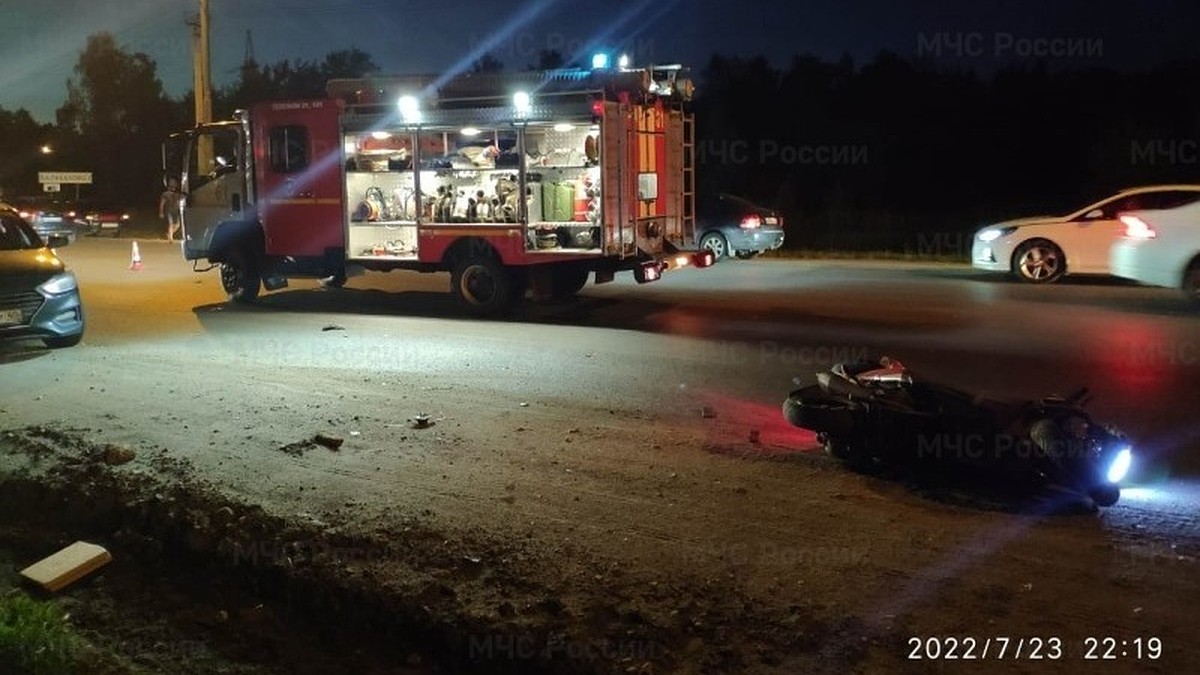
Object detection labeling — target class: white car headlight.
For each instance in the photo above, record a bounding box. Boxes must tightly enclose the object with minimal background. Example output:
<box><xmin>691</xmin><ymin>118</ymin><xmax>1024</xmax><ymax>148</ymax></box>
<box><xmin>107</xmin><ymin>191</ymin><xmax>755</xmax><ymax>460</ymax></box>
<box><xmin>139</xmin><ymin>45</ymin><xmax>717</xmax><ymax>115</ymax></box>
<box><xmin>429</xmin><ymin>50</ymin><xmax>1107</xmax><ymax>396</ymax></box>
<box><xmin>977</xmin><ymin>226</ymin><xmax>1017</xmax><ymax>243</ymax></box>
<box><xmin>38</xmin><ymin>271</ymin><xmax>78</xmax><ymax>295</ymax></box>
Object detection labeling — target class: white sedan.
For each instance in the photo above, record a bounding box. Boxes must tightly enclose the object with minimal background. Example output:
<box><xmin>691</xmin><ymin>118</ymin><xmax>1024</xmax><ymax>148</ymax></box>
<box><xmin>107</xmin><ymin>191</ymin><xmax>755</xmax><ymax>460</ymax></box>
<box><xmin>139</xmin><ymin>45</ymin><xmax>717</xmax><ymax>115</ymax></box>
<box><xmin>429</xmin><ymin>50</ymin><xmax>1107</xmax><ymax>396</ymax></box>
<box><xmin>1110</xmin><ymin>200</ymin><xmax>1200</xmax><ymax>304</ymax></box>
<box><xmin>971</xmin><ymin>185</ymin><xmax>1200</xmax><ymax>283</ymax></box>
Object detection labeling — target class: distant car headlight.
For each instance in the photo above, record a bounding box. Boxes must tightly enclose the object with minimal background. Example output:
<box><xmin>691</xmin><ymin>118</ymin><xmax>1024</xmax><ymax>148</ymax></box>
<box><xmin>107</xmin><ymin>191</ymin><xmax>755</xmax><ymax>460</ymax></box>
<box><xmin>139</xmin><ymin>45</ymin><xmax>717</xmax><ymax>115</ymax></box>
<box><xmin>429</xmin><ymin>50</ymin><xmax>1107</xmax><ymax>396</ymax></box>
<box><xmin>977</xmin><ymin>226</ymin><xmax>1017</xmax><ymax>242</ymax></box>
<box><xmin>38</xmin><ymin>272</ymin><xmax>78</xmax><ymax>295</ymax></box>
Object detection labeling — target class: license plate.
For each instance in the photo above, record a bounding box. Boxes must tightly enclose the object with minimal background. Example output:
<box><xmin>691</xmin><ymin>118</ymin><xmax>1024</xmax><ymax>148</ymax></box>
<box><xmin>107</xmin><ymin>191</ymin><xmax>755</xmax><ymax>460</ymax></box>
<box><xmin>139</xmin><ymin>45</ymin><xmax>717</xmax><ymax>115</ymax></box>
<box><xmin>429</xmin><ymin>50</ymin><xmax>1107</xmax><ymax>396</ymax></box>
<box><xmin>764</xmin><ymin>216</ymin><xmax>779</xmax><ymax>225</ymax></box>
<box><xmin>0</xmin><ymin>308</ymin><xmax>23</xmax><ymax>325</ymax></box>
<box><xmin>100</xmin><ymin>222</ymin><xmax>118</xmax><ymax>228</ymax></box>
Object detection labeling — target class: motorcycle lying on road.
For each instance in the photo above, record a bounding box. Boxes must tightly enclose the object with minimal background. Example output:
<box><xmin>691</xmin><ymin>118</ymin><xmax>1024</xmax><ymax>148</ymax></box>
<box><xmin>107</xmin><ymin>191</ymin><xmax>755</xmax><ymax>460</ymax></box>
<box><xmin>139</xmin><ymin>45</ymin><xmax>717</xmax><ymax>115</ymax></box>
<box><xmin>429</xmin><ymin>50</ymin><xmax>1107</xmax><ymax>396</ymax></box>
<box><xmin>782</xmin><ymin>356</ymin><xmax>1133</xmax><ymax>507</ymax></box>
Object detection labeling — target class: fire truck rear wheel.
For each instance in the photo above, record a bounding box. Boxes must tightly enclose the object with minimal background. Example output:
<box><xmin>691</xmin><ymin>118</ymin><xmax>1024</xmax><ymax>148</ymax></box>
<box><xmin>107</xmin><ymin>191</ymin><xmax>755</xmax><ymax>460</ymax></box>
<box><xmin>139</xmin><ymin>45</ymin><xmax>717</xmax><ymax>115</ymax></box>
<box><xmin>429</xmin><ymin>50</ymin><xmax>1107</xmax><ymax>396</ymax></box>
<box><xmin>551</xmin><ymin>266</ymin><xmax>590</xmax><ymax>300</ymax></box>
<box><xmin>221</xmin><ymin>248</ymin><xmax>261</xmax><ymax>303</ymax></box>
<box><xmin>452</xmin><ymin>256</ymin><xmax>518</xmax><ymax>315</ymax></box>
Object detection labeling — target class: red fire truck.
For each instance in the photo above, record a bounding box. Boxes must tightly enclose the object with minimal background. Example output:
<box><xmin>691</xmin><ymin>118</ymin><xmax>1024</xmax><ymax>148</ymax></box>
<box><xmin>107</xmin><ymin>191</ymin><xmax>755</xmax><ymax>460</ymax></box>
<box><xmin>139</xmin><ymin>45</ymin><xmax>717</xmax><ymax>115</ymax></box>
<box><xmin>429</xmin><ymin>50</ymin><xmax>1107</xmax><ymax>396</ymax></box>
<box><xmin>166</xmin><ymin>62</ymin><xmax>709</xmax><ymax>315</ymax></box>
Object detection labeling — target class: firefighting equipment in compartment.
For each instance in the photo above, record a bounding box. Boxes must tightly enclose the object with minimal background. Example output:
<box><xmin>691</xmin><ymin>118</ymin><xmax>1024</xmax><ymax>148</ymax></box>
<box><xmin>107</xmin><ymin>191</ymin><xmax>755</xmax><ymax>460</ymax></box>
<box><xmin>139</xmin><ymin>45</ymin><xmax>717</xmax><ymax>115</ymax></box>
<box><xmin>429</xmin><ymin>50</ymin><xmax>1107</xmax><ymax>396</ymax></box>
<box><xmin>434</xmin><ymin>185</ymin><xmax>453</xmax><ymax>222</ymax></box>
<box><xmin>524</xmin><ymin>182</ymin><xmax>543</xmax><ymax>223</ymax></box>
<box><xmin>495</xmin><ymin>175</ymin><xmax>520</xmax><ymax>223</ymax></box>
<box><xmin>363</xmin><ymin>238</ymin><xmax>411</xmax><ymax>257</ymax></box>
<box><xmin>584</xmin><ymin>133</ymin><xmax>599</xmax><ymax>165</ymax></box>
<box><xmin>468</xmin><ymin>190</ymin><xmax>485</xmax><ymax>221</ymax></box>
<box><xmin>352</xmin><ymin>186</ymin><xmax>387</xmax><ymax>222</ymax></box>
<box><xmin>536</xmin><ymin>227</ymin><xmax>560</xmax><ymax>249</ymax></box>
<box><xmin>585</xmin><ymin>175</ymin><xmax>601</xmax><ymax>228</ymax></box>
<box><xmin>451</xmin><ymin>189</ymin><xmax>471</xmax><ymax>221</ymax></box>
<box><xmin>541</xmin><ymin>181</ymin><xmax>576</xmax><ymax>222</ymax></box>
<box><xmin>552</xmin><ymin>225</ymin><xmax>600</xmax><ymax>249</ymax></box>
<box><xmin>574</xmin><ymin>177</ymin><xmax>594</xmax><ymax>221</ymax></box>
<box><xmin>389</xmin><ymin>187</ymin><xmax>416</xmax><ymax>221</ymax></box>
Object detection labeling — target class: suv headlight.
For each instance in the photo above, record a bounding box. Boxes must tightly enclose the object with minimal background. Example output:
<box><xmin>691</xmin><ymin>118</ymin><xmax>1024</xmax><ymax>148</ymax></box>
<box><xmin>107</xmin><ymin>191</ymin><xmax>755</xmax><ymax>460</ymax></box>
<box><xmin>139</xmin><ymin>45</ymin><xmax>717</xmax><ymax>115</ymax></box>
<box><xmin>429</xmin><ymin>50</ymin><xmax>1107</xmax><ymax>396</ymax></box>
<box><xmin>38</xmin><ymin>272</ymin><xmax>78</xmax><ymax>295</ymax></box>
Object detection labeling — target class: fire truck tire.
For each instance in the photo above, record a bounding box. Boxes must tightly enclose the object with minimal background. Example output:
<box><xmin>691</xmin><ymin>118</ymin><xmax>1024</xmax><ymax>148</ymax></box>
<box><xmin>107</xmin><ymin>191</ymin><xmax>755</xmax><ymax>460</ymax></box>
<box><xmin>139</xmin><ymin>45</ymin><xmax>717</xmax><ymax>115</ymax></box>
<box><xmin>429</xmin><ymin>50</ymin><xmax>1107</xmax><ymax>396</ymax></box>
<box><xmin>452</xmin><ymin>256</ymin><xmax>519</xmax><ymax>315</ymax></box>
<box><xmin>551</xmin><ymin>266</ymin><xmax>590</xmax><ymax>300</ymax></box>
<box><xmin>221</xmin><ymin>248</ymin><xmax>261</xmax><ymax>303</ymax></box>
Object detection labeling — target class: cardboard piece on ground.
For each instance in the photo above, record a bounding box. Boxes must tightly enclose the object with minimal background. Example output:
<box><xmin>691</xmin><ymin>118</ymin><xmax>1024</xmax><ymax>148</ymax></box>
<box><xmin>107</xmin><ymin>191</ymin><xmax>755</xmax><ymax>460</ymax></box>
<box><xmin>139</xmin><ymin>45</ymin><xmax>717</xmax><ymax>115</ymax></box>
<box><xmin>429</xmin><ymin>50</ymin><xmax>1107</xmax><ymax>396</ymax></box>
<box><xmin>19</xmin><ymin>541</ymin><xmax>112</xmax><ymax>592</ymax></box>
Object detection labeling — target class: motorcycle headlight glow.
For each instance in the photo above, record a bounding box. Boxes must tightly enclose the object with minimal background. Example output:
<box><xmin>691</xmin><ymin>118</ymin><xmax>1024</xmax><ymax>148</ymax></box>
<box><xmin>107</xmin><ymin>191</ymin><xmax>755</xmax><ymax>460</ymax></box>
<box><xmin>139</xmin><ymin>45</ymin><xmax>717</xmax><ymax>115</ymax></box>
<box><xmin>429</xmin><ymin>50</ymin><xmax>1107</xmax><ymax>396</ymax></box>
<box><xmin>37</xmin><ymin>271</ymin><xmax>77</xmax><ymax>295</ymax></box>
<box><xmin>1106</xmin><ymin>446</ymin><xmax>1132</xmax><ymax>484</ymax></box>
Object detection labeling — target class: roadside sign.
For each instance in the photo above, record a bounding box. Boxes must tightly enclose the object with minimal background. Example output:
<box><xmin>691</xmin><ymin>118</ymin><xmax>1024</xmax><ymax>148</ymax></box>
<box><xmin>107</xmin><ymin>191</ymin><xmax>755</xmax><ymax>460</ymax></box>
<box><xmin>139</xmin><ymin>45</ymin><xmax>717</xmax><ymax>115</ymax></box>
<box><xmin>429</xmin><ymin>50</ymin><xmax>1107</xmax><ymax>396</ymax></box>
<box><xmin>38</xmin><ymin>171</ymin><xmax>92</xmax><ymax>184</ymax></box>
<box><xmin>44</xmin><ymin>183</ymin><xmax>61</xmax><ymax>193</ymax></box>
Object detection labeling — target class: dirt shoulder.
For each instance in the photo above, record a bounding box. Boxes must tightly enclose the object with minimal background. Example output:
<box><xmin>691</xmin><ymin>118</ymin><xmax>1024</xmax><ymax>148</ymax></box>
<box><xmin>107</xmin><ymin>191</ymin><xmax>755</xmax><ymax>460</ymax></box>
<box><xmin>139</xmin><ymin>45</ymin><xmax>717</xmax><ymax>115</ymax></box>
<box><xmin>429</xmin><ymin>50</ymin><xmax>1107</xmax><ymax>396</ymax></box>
<box><xmin>2</xmin><ymin>349</ymin><xmax>1198</xmax><ymax>673</ymax></box>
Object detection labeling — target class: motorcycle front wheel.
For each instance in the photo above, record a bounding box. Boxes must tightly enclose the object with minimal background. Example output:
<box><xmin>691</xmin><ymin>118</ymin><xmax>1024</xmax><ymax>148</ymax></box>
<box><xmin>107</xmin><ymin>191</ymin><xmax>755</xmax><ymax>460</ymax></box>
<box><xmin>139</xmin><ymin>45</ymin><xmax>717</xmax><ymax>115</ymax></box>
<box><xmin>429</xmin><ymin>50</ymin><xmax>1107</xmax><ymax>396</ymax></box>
<box><xmin>1087</xmin><ymin>484</ymin><xmax>1121</xmax><ymax>507</ymax></box>
<box><xmin>783</xmin><ymin>387</ymin><xmax>857</xmax><ymax>437</ymax></box>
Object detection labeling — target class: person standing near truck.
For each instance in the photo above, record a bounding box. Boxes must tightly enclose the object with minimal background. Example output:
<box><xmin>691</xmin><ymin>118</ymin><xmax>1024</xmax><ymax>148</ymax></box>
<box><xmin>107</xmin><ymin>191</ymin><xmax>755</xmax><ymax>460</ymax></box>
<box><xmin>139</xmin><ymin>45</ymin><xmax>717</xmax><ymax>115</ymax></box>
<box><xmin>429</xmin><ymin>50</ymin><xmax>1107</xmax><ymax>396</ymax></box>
<box><xmin>159</xmin><ymin>177</ymin><xmax>182</xmax><ymax>241</ymax></box>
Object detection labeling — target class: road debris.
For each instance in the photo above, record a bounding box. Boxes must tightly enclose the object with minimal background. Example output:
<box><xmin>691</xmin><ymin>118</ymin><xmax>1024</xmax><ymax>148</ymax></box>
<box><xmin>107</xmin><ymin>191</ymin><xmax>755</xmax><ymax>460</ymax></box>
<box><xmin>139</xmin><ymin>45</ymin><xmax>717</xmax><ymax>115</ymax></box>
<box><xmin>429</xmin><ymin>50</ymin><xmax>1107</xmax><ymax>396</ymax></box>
<box><xmin>313</xmin><ymin>433</ymin><xmax>344</xmax><ymax>451</ymax></box>
<box><xmin>20</xmin><ymin>541</ymin><xmax>113</xmax><ymax>592</ymax></box>
<box><xmin>102</xmin><ymin>443</ymin><xmax>137</xmax><ymax>465</ymax></box>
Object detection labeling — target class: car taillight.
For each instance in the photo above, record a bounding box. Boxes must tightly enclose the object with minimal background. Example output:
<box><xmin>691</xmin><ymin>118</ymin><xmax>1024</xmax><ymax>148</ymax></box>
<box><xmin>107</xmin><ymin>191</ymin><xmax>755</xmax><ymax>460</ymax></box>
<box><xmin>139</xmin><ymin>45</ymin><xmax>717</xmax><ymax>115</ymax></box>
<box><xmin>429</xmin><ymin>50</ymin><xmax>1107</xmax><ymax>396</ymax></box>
<box><xmin>740</xmin><ymin>215</ymin><xmax>761</xmax><ymax>229</ymax></box>
<box><xmin>1119</xmin><ymin>215</ymin><xmax>1157</xmax><ymax>239</ymax></box>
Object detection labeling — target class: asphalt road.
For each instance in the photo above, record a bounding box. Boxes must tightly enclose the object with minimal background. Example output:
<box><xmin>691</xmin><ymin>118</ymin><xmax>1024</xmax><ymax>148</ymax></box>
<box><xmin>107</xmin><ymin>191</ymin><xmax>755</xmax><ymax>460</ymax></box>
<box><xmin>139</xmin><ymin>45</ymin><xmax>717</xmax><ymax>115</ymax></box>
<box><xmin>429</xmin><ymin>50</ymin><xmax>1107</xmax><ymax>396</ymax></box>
<box><xmin>38</xmin><ymin>236</ymin><xmax>1200</xmax><ymax>477</ymax></box>
<box><xmin>3</xmin><ymin>236</ymin><xmax>1199</xmax><ymax>673</ymax></box>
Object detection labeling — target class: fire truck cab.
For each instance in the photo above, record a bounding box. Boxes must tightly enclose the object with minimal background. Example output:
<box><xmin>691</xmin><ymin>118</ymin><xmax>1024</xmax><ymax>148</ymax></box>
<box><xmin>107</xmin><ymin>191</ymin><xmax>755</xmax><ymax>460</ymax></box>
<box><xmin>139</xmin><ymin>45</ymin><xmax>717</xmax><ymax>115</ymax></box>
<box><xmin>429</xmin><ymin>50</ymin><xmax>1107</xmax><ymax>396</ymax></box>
<box><xmin>169</xmin><ymin>62</ymin><xmax>707</xmax><ymax>315</ymax></box>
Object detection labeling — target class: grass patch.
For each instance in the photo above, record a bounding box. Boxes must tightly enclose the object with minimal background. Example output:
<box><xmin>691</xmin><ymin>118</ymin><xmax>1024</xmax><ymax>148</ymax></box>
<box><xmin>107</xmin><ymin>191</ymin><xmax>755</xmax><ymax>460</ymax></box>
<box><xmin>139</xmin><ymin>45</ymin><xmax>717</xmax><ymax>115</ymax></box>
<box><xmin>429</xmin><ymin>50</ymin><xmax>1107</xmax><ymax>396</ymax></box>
<box><xmin>0</xmin><ymin>592</ymin><xmax>81</xmax><ymax>675</ymax></box>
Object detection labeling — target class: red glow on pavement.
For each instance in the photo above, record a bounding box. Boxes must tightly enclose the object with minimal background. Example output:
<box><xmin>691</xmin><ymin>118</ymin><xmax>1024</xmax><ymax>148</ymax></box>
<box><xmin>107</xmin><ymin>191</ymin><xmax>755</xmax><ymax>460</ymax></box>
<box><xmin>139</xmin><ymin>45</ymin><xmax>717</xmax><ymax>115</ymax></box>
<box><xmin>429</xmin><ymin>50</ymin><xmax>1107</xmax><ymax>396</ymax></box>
<box><xmin>1091</xmin><ymin>322</ymin><xmax>1173</xmax><ymax>397</ymax></box>
<box><xmin>693</xmin><ymin>390</ymin><xmax>821</xmax><ymax>455</ymax></box>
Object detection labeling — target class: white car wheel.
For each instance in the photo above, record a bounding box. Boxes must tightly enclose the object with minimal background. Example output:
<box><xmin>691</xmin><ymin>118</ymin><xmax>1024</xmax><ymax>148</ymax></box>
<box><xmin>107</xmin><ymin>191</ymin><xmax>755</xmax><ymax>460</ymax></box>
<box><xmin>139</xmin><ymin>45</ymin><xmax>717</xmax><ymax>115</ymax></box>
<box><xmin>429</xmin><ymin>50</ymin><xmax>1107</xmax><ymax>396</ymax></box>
<box><xmin>1012</xmin><ymin>239</ymin><xmax>1065</xmax><ymax>283</ymax></box>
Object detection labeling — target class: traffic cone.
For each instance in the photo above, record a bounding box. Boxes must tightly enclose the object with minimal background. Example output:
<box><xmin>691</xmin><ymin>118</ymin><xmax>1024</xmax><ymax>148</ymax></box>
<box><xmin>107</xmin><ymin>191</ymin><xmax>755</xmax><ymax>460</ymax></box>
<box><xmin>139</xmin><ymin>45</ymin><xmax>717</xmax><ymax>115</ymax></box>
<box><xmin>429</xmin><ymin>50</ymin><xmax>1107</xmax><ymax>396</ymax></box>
<box><xmin>129</xmin><ymin>241</ymin><xmax>142</xmax><ymax>271</ymax></box>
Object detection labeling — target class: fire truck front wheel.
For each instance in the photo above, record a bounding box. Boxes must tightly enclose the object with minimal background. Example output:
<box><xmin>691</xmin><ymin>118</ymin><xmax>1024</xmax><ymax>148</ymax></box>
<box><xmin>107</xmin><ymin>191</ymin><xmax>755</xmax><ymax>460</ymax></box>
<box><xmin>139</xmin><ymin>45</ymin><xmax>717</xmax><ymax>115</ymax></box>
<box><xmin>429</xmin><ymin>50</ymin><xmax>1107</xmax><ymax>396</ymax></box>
<box><xmin>452</xmin><ymin>256</ymin><xmax>521</xmax><ymax>315</ymax></box>
<box><xmin>220</xmin><ymin>248</ymin><xmax>261</xmax><ymax>303</ymax></box>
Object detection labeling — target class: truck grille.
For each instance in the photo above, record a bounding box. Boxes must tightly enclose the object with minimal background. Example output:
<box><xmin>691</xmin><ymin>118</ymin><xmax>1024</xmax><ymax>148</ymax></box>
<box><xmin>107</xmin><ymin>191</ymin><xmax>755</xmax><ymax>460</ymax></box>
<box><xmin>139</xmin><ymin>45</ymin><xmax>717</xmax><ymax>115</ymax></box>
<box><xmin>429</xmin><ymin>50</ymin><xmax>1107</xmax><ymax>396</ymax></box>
<box><xmin>0</xmin><ymin>291</ymin><xmax>44</xmax><ymax>323</ymax></box>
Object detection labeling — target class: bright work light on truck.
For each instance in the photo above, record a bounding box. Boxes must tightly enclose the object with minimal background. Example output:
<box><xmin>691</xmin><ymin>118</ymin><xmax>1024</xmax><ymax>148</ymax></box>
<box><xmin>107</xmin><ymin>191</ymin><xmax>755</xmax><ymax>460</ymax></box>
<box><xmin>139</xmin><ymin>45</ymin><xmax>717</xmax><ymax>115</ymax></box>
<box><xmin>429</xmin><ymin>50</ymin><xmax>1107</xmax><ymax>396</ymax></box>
<box><xmin>513</xmin><ymin>91</ymin><xmax>531</xmax><ymax>118</ymax></box>
<box><xmin>592</xmin><ymin>53</ymin><xmax>610</xmax><ymax>69</ymax></box>
<box><xmin>398</xmin><ymin>95</ymin><xmax>421</xmax><ymax>125</ymax></box>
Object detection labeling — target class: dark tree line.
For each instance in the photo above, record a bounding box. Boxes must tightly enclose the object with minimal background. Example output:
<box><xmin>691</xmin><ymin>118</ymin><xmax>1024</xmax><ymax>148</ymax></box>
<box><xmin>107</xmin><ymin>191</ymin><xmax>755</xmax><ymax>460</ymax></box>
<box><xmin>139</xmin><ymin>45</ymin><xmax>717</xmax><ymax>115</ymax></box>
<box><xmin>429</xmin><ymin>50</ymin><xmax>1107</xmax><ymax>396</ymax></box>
<box><xmin>694</xmin><ymin>52</ymin><xmax>1200</xmax><ymax>250</ymax></box>
<box><xmin>0</xmin><ymin>34</ymin><xmax>378</xmax><ymax>210</ymax></box>
<box><xmin>4</xmin><ymin>33</ymin><xmax>1200</xmax><ymax>253</ymax></box>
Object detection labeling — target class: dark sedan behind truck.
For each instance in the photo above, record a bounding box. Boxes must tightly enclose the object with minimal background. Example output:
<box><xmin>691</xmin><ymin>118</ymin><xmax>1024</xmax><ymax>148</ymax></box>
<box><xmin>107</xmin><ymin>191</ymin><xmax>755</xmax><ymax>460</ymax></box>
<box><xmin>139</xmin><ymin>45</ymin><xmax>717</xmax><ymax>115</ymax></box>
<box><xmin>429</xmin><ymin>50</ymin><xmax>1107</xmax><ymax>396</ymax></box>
<box><xmin>0</xmin><ymin>206</ymin><xmax>85</xmax><ymax>348</ymax></box>
<box><xmin>80</xmin><ymin>204</ymin><xmax>131</xmax><ymax>237</ymax></box>
<box><xmin>695</xmin><ymin>193</ymin><xmax>785</xmax><ymax>261</ymax></box>
<box><xmin>14</xmin><ymin>198</ymin><xmax>83</xmax><ymax>243</ymax></box>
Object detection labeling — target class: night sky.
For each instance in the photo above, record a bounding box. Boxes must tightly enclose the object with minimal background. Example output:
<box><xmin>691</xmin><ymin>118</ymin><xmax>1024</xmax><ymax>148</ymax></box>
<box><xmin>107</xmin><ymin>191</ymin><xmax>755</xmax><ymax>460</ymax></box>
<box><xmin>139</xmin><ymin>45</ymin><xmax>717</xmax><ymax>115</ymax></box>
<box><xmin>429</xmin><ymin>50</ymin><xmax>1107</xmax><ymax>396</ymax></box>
<box><xmin>2</xmin><ymin>0</ymin><xmax>1198</xmax><ymax>123</ymax></box>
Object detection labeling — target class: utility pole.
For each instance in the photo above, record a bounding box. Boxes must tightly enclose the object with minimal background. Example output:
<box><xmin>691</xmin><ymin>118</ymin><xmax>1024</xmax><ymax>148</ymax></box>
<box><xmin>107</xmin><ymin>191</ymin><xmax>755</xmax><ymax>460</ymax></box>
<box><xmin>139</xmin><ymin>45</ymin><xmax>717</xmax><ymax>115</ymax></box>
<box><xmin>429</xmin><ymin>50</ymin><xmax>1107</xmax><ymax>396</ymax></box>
<box><xmin>190</xmin><ymin>0</ymin><xmax>213</xmax><ymax>170</ymax></box>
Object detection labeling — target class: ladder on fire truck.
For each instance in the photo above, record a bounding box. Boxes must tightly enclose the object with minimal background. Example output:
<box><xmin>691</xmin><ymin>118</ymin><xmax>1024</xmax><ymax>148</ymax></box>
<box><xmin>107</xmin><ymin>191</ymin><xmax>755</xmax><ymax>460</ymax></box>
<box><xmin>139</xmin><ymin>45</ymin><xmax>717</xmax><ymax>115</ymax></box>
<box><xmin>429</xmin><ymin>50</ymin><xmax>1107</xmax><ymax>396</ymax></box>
<box><xmin>682</xmin><ymin>112</ymin><xmax>696</xmax><ymax>246</ymax></box>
